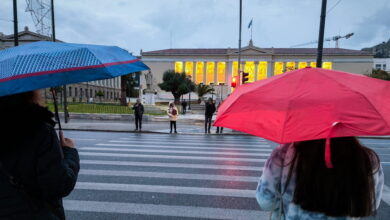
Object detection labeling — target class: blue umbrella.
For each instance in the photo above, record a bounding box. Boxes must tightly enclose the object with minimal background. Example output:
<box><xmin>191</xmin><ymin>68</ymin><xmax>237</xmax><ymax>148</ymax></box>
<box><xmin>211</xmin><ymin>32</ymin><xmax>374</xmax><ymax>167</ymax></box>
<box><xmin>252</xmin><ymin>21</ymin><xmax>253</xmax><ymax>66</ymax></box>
<box><xmin>0</xmin><ymin>41</ymin><xmax>149</xmax><ymax>129</ymax></box>
<box><xmin>0</xmin><ymin>41</ymin><xmax>149</xmax><ymax>96</ymax></box>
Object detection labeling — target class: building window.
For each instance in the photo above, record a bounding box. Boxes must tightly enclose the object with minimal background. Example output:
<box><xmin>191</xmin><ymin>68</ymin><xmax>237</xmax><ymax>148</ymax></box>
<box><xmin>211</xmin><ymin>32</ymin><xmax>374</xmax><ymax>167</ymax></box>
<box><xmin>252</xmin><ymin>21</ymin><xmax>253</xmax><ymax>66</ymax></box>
<box><xmin>195</xmin><ymin>62</ymin><xmax>204</xmax><ymax>84</ymax></box>
<box><xmin>206</xmin><ymin>62</ymin><xmax>215</xmax><ymax>85</ymax></box>
<box><xmin>375</xmin><ymin>64</ymin><xmax>381</xmax><ymax>69</ymax></box>
<box><xmin>298</xmin><ymin>62</ymin><xmax>308</xmax><ymax>69</ymax></box>
<box><xmin>69</xmin><ymin>87</ymin><xmax>72</xmax><ymax>96</ymax></box>
<box><xmin>185</xmin><ymin>62</ymin><xmax>194</xmax><ymax>80</ymax></box>
<box><xmin>244</xmin><ymin>61</ymin><xmax>255</xmax><ymax>82</ymax></box>
<box><xmin>75</xmin><ymin>88</ymin><xmax>78</xmax><ymax>97</ymax></box>
<box><xmin>217</xmin><ymin>62</ymin><xmax>226</xmax><ymax>84</ymax></box>
<box><xmin>257</xmin><ymin>61</ymin><xmax>267</xmax><ymax>80</ymax></box>
<box><xmin>274</xmin><ymin>62</ymin><xmax>284</xmax><ymax>75</ymax></box>
<box><xmin>323</xmin><ymin>62</ymin><xmax>332</xmax><ymax>70</ymax></box>
<box><xmin>383</xmin><ymin>64</ymin><xmax>387</xmax><ymax>70</ymax></box>
<box><xmin>286</xmin><ymin>62</ymin><xmax>295</xmax><ymax>72</ymax></box>
<box><xmin>232</xmin><ymin>61</ymin><xmax>243</xmax><ymax>77</ymax></box>
<box><xmin>310</xmin><ymin>62</ymin><xmax>317</xmax><ymax>68</ymax></box>
<box><xmin>175</xmin><ymin>61</ymin><xmax>183</xmax><ymax>73</ymax></box>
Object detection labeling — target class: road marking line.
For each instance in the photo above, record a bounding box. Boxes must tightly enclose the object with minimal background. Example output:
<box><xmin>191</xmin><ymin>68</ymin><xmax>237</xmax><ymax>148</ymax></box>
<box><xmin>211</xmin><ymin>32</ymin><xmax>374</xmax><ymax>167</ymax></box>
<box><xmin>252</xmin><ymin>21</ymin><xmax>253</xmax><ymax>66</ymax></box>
<box><xmin>63</xmin><ymin>200</ymin><xmax>268</xmax><ymax>220</ymax></box>
<box><xmin>382</xmin><ymin>185</ymin><xmax>390</xmax><ymax>206</ymax></box>
<box><xmin>79</xmin><ymin>152</ymin><xmax>267</xmax><ymax>162</ymax></box>
<box><xmin>79</xmin><ymin>169</ymin><xmax>259</xmax><ymax>182</ymax></box>
<box><xmin>81</xmin><ymin>160</ymin><xmax>263</xmax><ymax>171</ymax></box>
<box><xmin>118</xmin><ymin>137</ymin><xmax>267</xmax><ymax>143</ymax></box>
<box><xmin>75</xmin><ymin>182</ymin><xmax>255</xmax><ymax>198</ymax></box>
<box><xmin>81</xmin><ymin>147</ymin><xmax>270</xmax><ymax>157</ymax></box>
<box><xmin>108</xmin><ymin>140</ymin><xmax>270</xmax><ymax>147</ymax></box>
<box><xmin>72</xmin><ymin>138</ymin><xmax>97</xmax><ymax>141</ymax></box>
<box><xmin>96</xmin><ymin>143</ymin><xmax>271</xmax><ymax>151</ymax></box>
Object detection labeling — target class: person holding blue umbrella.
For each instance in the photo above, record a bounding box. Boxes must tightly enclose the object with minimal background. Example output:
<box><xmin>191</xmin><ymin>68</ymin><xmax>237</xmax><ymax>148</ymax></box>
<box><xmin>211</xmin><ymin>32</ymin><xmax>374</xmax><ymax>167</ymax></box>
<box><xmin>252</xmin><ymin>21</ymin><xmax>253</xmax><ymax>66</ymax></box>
<box><xmin>0</xmin><ymin>90</ymin><xmax>78</xmax><ymax>219</ymax></box>
<box><xmin>0</xmin><ymin>41</ymin><xmax>149</xmax><ymax>219</ymax></box>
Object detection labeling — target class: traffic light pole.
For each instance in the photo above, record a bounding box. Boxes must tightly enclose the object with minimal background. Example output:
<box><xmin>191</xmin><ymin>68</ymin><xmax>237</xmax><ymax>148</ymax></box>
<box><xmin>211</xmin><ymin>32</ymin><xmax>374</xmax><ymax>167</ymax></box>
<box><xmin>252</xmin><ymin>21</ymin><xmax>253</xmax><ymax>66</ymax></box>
<box><xmin>238</xmin><ymin>0</ymin><xmax>242</xmax><ymax>84</ymax></box>
<box><xmin>13</xmin><ymin>0</ymin><xmax>18</xmax><ymax>46</ymax></box>
<box><xmin>316</xmin><ymin>0</ymin><xmax>327</xmax><ymax>68</ymax></box>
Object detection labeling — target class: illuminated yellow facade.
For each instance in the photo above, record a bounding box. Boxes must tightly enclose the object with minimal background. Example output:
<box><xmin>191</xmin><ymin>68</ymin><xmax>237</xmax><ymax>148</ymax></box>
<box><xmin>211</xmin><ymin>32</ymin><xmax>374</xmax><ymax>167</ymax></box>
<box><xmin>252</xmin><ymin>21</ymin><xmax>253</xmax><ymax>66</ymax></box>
<box><xmin>175</xmin><ymin>61</ymin><xmax>183</xmax><ymax>73</ymax></box>
<box><xmin>323</xmin><ymin>62</ymin><xmax>332</xmax><ymax>70</ymax></box>
<box><xmin>195</xmin><ymin>62</ymin><xmax>204</xmax><ymax>84</ymax></box>
<box><xmin>298</xmin><ymin>62</ymin><xmax>308</xmax><ymax>69</ymax></box>
<box><xmin>274</xmin><ymin>62</ymin><xmax>284</xmax><ymax>75</ymax></box>
<box><xmin>206</xmin><ymin>62</ymin><xmax>215</xmax><ymax>85</ymax></box>
<box><xmin>257</xmin><ymin>61</ymin><xmax>267</xmax><ymax>80</ymax></box>
<box><xmin>286</xmin><ymin>62</ymin><xmax>296</xmax><ymax>72</ymax></box>
<box><xmin>142</xmin><ymin>43</ymin><xmax>371</xmax><ymax>99</ymax></box>
<box><xmin>244</xmin><ymin>61</ymin><xmax>255</xmax><ymax>82</ymax></box>
<box><xmin>185</xmin><ymin>62</ymin><xmax>194</xmax><ymax>79</ymax></box>
<box><xmin>310</xmin><ymin>62</ymin><xmax>317</xmax><ymax>68</ymax></box>
<box><xmin>217</xmin><ymin>62</ymin><xmax>226</xmax><ymax>84</ymax></box>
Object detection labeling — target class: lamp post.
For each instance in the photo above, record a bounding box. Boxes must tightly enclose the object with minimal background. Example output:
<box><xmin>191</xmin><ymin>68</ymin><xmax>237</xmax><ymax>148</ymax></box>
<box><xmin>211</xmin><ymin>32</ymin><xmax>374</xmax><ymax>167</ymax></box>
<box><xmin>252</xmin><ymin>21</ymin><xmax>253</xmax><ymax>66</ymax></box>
<box><xmin>13</xmin><ymin>0</ymin><xmax>18</xmax><ymax>46</ymax></box>
<box><xmin>238</xmin><ymin>0</ymin><xmax>242</xmax><ymax>83</ymax></box>
<box><xmin>316</xmin><ymin>0</ymin><xmax>328</xmax><ymax>68</ymax></box>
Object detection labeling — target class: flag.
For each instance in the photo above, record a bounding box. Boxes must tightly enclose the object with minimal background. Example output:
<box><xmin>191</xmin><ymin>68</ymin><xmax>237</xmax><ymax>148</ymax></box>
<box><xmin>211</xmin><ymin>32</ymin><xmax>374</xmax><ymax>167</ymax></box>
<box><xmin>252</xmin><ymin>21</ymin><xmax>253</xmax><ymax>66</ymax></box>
<box><xmin>248</xmin><ymin>19</ymin><xmax>253</xmax><ymax>29</ymax></box>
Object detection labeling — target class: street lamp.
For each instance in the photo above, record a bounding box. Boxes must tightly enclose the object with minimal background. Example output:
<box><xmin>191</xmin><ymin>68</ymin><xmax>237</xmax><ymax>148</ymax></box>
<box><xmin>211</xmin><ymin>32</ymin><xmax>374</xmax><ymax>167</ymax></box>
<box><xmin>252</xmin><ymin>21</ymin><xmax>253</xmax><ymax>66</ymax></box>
<box><xmin>187</xmin><ymin>76</ymin><xmax>192</xmax><ymax>110</ymax></box>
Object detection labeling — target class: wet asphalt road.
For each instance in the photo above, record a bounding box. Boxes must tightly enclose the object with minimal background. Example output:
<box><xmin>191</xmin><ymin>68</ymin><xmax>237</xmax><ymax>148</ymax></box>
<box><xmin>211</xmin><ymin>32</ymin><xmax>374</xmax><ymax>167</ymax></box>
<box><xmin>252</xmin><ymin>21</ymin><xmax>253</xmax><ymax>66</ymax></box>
<box><xmin>62</xmin><ymin>131</ymin><xmax>390</xmax><ymax>220</ymax></box>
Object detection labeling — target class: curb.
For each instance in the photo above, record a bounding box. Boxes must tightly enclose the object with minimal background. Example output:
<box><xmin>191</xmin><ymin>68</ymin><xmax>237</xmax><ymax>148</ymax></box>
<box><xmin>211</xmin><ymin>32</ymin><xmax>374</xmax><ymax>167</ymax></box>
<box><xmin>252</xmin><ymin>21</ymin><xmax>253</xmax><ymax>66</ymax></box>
<box><xmin>60</xmin><ymin>128</ymin><xmax>390</xmax><ymax>139</ymax></box>
<box><xmin>60</xmin><ymin>128</ymin><xmax>249</xmax><ymax>136</ymax></box>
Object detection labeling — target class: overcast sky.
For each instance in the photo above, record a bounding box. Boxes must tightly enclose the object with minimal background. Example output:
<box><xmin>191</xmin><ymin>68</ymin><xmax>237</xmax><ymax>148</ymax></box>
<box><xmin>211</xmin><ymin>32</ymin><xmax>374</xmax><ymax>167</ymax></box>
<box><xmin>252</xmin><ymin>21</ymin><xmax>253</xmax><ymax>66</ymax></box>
<box><xmin>1</xmin><ymin>0</ymin><xmax>389</xmax><ymax>55</ymax></box>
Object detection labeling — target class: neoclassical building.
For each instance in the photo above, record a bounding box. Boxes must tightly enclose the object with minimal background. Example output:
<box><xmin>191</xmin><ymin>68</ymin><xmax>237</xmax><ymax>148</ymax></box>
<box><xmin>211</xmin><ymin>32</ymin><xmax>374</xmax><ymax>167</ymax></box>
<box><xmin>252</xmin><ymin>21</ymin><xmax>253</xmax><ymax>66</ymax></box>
<box><xmin>141</xmin><ymin>41</ymin><xmax>373</xmax><ymax>101</ymax></box>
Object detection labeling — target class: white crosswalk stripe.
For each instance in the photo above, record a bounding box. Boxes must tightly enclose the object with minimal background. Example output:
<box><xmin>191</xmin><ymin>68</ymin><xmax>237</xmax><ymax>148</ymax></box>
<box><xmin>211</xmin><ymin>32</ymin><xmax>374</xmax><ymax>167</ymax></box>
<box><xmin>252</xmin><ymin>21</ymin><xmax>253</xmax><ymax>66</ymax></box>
<box><xmin>65</xmin><ymin>133</ymin><xmax>270</xmax><ymax>219</ymax></box>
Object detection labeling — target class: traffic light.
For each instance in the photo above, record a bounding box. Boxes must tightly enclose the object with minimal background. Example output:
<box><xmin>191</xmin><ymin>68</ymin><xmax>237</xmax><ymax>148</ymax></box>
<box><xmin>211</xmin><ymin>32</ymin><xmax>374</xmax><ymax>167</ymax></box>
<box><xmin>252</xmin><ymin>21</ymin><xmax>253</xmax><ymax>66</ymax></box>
<box><xmin>242</xmin><ymin>72</ymin><xmax>249</xmax><ymax>84</ymax></box>
<box><xmin>231</xmin><ymin>76</ymin><xmax>237</xmax><ymax>88</ymax></box>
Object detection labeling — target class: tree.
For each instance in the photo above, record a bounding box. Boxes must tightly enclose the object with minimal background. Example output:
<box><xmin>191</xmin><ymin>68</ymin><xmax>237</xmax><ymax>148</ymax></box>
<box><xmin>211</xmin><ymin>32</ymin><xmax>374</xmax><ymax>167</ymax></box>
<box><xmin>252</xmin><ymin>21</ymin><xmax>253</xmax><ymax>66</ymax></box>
<box><xmin>196</xmin><ymin>84</ymin><xmax>214</xmax><ymax>102</ymax></box>
<box><xmin>95</xmin><ymin>91</ymin><xmax>104</xmax><ymax>102</ymax></box>
<box><xmin>120</xmin><ymin>72</ymin><xmax>141</xmax><ymax>105</ymax></box>
<box><xmin>366</xmin><ymin>69</ymin><xmax>390</xmax><ymax>81</ymax></box>
<box><xmin>158</xmin><ymin>70</ymin><xmax>195</xmax><ymax>104</ymax></box>
<box><xmin>120</xmin><ymin>75</ymin><xmax>130</xmax><ymax>106</ymax></box>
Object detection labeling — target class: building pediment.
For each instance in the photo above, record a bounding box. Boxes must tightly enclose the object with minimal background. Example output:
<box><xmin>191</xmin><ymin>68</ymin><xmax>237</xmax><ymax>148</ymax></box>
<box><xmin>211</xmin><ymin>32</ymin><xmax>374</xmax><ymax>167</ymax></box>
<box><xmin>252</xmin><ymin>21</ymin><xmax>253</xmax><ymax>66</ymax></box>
<box><xmin>228</xmin><ymin>47</ymin><xmax>273</xmax><ymax>56</ymax></box>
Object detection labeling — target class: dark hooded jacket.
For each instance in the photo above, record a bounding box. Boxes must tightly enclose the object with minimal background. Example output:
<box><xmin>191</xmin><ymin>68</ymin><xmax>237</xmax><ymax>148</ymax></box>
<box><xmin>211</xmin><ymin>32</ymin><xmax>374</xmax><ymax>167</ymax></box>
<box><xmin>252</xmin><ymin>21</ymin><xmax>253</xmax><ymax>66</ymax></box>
<box><xmin>0</xmin><ymin>103</ymin><xmax>80</xmax><ymax>220</ymax></box>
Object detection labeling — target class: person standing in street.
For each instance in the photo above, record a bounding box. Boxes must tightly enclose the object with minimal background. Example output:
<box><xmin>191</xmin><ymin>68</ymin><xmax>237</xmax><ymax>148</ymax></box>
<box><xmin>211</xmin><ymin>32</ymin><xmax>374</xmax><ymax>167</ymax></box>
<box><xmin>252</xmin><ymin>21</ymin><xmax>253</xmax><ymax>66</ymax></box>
<box><xmin>168</xmin><ymin>102</ymin><xmax>178</xmax><ymax>133</ymax></box>
<box><xmin>0</xmin><ymin>90</ymin><xmax>80</xmax><ymax>220</ymax></box>
<box><xmin>205</xmin><ymin>98</ymin><xmax>216</xmax><ymax>134</ymax></box>
<box><xmin>216</xmin><ymin>101</ymin><xmax>224</xmax><ymax>134</ymax></box>
<box><xmin>181</xmin><ymin>99</ymin><xmax>187</xmax><ymax>114</ymax></box>
<box><xmin>132</xmin><ymin>98</ymin><xmax>144</xmax><ymax>132</ymax></box>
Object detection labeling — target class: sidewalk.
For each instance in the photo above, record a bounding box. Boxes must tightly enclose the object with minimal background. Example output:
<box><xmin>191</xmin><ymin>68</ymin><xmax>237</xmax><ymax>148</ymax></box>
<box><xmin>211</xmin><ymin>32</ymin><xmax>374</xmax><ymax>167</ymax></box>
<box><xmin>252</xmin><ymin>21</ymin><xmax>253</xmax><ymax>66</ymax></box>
<box><xmin>60</xmin><ymin>119</ymin><xmax>237</xmax><ymax>135</ymax></box>
<box><xmin>58</xmin><ymin>113</ymin><xmax>390</xmax><ymax>138</ymax></box>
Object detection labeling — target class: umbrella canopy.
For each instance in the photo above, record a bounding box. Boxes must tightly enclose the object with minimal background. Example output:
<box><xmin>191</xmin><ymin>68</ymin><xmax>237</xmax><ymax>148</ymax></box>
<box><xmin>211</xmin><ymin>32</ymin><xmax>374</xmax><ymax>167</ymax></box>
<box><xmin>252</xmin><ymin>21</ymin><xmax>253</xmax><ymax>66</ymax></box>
<box><xmin>0</xmin><ymin>41</ymin><xmax>149</xmax><ymax>96</ymax></box>
<box><xmin>214</xmin><ymin>67</ymin><xmax>390</xmax><ymax>167</ymax></box>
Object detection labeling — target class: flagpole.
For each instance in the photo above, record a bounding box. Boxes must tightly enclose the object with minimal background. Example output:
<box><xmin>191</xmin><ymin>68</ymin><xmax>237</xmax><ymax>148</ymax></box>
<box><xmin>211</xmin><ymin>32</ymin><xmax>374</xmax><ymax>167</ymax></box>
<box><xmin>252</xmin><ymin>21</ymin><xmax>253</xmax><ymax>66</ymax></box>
<box><xmin>251</xmin><ymin>23</ymin><xmax>253</xmax><ymax>41</ymax></box>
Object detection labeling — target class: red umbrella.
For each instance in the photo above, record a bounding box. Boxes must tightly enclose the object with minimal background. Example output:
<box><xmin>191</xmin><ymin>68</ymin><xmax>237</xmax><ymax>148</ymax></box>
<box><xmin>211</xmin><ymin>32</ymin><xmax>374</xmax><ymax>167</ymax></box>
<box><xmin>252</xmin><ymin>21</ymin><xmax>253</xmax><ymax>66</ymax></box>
<box><xmin>214</xmin><ymin>67</ymin><xmax>390</xmax><ymax>168</ymax></box>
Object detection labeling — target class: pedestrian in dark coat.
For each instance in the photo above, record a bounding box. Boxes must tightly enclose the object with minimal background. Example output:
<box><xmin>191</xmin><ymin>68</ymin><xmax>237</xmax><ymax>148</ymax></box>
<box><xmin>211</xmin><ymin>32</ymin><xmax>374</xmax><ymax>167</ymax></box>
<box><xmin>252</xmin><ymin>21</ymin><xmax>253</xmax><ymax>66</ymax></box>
<box><xmin>204</xmin><ymin>98</ymin><xmax>216</xmax><ymax>134</ymax></box>
<box><xmin>181</xmin><ymin>100</ymin><xmax>187</xmax><ymax>114</ymax></box>
<box><xmin>216</xmin><ymin>101</ymin><xmax>224</xmax><ymax>134</ymax></box>
<box><xmin>0</xmin><ymin>91</ymin><xmax>80</xmax><ymax>220</ymax></box>
<box><xmin>132</xmin><ymin>98</ymin><xmax>144</xmax><ymax>131</ymax></box>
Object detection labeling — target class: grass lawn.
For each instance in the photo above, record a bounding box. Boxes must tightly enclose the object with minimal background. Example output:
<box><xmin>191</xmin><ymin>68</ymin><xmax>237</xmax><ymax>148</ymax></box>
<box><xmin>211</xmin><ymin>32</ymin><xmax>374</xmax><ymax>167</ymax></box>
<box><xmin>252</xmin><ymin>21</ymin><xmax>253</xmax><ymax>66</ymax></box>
<box><xmin>46</xmin><ymin>103</ymin><xmax>133</xmax><ymax>114</ymax></box>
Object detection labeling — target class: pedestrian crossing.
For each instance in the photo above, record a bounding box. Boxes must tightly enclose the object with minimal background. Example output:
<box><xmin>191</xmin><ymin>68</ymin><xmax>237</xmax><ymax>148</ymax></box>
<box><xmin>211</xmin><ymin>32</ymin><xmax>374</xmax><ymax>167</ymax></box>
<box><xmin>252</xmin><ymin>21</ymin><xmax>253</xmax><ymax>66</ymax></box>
<box><xmin>65</xmin><ymin>133</ymin><xmax>270</xmax><ymax>220</ymax></box>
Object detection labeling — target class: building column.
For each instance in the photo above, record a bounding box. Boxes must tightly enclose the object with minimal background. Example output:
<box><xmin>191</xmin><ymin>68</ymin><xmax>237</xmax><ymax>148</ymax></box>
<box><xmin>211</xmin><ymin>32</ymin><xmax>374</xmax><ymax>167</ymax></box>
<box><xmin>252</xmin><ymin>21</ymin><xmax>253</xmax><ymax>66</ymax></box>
<box><xmin>268</xmin><ymin>61</ymin><xmax>274</xmax><ymax>78</ymax></box>
<box><xmin>214</xmin><ymin>62</ymin><xmax>218</xmax><ymax>85</ymax></box>
<box><xmin>254</xmin><ymin>62</ymin><xmax>259</xmax><ymax>81</ymax></box>
<box><xmin>203</xmin><ymin>62</ymin><xmax>207</xmax><ymax>85</ymax></box>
